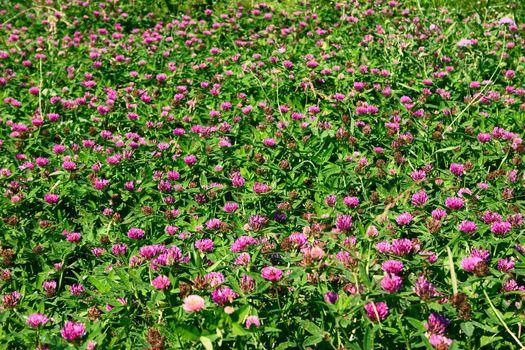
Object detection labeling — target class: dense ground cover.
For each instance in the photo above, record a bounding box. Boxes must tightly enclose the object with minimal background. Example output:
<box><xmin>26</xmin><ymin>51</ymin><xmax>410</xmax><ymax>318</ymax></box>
<box><xmin>1</xmin><ymin>0</ymin><xmax>525</xmax><ymax>349</ymax></box>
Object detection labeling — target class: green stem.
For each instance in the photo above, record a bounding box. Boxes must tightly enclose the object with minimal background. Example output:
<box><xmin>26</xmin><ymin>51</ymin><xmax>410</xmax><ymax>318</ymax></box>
<box><xmin>398</xmin><ymin>313</ymin><xmax>411</xmax><ymax>350</ymax></box>
<box><xmin>275</xmin><ymin>285</ymin><xmax>281</xmax><ymax>311</ymax></box>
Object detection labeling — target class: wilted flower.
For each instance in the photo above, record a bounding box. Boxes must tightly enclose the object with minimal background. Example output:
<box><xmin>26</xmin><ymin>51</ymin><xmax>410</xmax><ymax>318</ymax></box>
<box><xmin>425</xmin><ymin>313</ymin><xmax>449</xmax><ymax>334</ymax></box>
<box><xmin>248</xmin><ymin>215</ymin><xmax>268</xmax><ymax>232</ymax></box>
<box><xmin>414</xmin><ymin>275</ymin><xmax>437</xmax><ymax>300</ymax></box>
<box><xmin>240</xmin><ymin>275</ymin><xmax>255</xmax><ymax>293</ymax></box>
<box><xmin>325</xmin><ymin>194</ymin><xmax>337</xmax><ymax>207</ymax></box>
<box><xmin>43</xmin><ymin>280</ymin><xmax>57</xmax><ymax>294</ymax></box>
<box><xmin>70</xmin><ymin>283</ymin><xmax>85</xmax><ymax>296</ymax></box>
<box><xmin>2</xmin><ymin>291</ymin><xmax>21</xmax><ymax>308</ymax></box>
<box><xmin>461</xmin><ymin>249</ymin><xmax>489</xmax><ymax>276</ymax></box>
<box><xmin>234</xmin><ymin>252</ymin><xmax>251</xmax><ymax>266</ymax></box>
<box><xmin>497</xmin><ymin>258</ymin><xmax>514</xmax><ymax>272</ymax></box>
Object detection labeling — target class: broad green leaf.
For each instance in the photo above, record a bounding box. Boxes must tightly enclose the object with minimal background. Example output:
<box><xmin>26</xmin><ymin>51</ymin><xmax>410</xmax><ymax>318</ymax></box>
<box><xmin>200</xmin><ymin>336</ymin><xmax>213</xmax><ymax>350</ymax></box>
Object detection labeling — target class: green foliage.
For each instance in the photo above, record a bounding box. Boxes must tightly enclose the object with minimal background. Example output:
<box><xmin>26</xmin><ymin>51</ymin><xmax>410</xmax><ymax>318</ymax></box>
<box><xmin>0</xmin><ymin>0</ymin><xmax>524</xmax><ymax>349</ymax></box>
